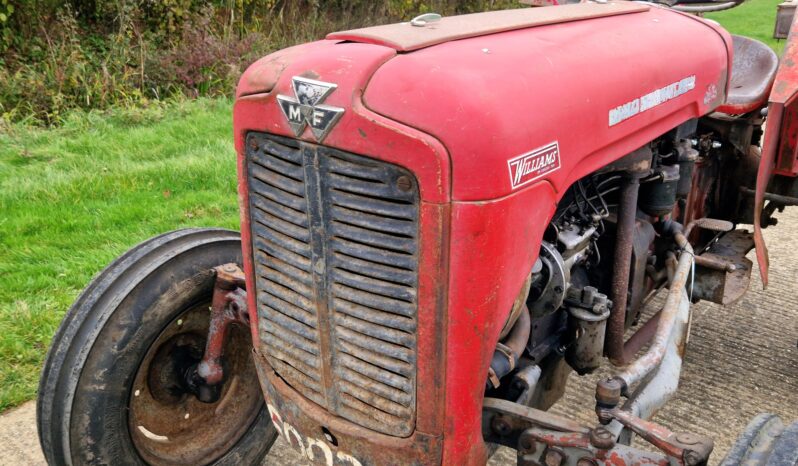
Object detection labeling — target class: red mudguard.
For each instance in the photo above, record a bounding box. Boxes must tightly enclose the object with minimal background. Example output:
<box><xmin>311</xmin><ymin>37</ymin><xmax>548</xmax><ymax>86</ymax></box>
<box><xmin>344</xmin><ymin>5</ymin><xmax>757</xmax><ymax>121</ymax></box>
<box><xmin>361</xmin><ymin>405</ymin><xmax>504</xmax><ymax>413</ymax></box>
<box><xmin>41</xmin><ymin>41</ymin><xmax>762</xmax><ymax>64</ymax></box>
<box><xmin>756</xmin><ymin>13</ymin><xmax>798</xmax><ymax>287</ymax></box>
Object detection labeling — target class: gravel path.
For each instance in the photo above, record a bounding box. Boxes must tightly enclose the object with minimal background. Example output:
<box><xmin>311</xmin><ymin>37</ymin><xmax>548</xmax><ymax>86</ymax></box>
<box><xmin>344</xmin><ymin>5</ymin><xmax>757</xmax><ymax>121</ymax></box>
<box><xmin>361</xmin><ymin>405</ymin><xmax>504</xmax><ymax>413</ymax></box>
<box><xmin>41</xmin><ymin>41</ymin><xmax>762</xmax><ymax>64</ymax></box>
<box><xmin>3</xmin><ymin>209</ymin><xmax>796</xmax><ymax>465</ymax></box>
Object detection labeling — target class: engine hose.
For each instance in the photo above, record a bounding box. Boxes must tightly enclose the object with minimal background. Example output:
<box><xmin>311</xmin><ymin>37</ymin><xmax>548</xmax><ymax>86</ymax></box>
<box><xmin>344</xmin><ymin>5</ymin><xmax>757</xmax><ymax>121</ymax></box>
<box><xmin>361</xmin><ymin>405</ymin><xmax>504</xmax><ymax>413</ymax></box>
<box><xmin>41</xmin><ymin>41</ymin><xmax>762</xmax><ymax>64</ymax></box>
<box><xmin>487</xmin><ymin>304</ymin><xmax>531</xmax><ymax>389</ymax></box>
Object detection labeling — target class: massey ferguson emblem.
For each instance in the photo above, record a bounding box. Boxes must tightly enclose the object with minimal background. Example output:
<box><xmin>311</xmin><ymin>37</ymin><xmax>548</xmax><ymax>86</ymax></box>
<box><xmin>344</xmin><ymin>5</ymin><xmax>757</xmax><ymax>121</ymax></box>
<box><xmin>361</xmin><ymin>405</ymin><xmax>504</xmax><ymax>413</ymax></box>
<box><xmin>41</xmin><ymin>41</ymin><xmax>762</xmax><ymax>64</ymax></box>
<box><xmin>277</xmin><ymin>76</ymin><xmax>345</xmax><ymax>142</ymax></box>
<box><xmin>507</xmin><ymin>141</ymin><xmax>561</xmax><ymax>189</ymax></box>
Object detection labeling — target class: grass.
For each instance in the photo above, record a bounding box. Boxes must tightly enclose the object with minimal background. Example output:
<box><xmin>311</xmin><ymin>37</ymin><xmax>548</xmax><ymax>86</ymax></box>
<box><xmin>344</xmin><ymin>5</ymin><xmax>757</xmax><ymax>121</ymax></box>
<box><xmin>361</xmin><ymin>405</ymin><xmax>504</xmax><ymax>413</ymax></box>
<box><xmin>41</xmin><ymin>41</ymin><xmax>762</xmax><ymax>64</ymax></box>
<box><xmin>0</xmin><ymin>99</ymin><xmax>240</xmax><ymax>410</ymax></box>
<box><xmin>707</xmin><ymin>0</ymin><xmax>785</xmax><ymax>53</ymax></box>
<box><xmin>0</xmin><ymin>2</ymin><xmax>788</xmax><ymax>412</ymax></box>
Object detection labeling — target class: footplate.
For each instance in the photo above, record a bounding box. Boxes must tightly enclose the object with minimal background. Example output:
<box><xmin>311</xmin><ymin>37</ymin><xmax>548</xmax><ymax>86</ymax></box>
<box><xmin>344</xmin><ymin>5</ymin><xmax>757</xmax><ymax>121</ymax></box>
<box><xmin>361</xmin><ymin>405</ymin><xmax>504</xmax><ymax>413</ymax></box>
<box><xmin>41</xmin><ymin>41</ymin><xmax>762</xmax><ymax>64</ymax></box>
<box><xmin>693</xmin><ymin>230</ymin><xmax>755</xmax><ymax>305</ymax></box>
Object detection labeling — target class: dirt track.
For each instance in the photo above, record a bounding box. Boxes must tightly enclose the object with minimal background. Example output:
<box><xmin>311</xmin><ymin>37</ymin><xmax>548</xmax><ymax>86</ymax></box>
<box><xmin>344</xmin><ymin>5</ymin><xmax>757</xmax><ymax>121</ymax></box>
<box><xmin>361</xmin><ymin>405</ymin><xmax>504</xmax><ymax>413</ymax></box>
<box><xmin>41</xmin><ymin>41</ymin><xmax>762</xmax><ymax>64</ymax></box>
<box><xmin>2</xmin><ymin>209</ymin><xmax>796</xmax><ymax>465</ymax></box>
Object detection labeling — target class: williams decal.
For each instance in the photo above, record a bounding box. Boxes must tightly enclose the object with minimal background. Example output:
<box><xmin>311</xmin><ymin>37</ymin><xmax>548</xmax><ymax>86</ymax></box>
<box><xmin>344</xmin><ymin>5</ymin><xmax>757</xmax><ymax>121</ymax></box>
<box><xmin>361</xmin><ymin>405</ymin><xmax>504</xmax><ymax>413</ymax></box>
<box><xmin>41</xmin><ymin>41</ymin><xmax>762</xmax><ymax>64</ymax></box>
<box><xmin>277</xmin><ymin>76</ymin><xmax>345</xmax><ymax>142</ymax></box>
<box><xmin>507</xmin><ymin>141</ymin><xmax>561</xmax><ymax>190</ymax></box>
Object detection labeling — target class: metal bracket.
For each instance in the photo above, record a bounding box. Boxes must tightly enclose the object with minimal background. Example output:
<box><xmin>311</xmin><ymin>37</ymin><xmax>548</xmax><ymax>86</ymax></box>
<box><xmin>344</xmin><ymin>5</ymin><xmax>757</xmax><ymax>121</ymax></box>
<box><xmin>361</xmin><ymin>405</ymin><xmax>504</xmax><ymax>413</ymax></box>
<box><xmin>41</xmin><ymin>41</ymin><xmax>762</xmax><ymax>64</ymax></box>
<box><xmin>190</xmin><ymin>264</ymin><xmax>249</xmax><ymax>402</ymax></box>
<box><xmin>482</xmin><ymin>397</ymin><xmax>712</xmax><ymax>466</ymax></box>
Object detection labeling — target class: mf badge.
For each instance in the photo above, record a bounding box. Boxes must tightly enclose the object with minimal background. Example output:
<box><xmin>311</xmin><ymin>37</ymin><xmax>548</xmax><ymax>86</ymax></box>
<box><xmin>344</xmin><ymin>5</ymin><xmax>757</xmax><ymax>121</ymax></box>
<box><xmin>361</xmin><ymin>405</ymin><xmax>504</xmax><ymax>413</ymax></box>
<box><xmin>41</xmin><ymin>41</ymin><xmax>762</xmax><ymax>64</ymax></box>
<box><xmin>277</xmin><ymin>77</ymin><xmax>345</xmax><ymax>142</ymax></box>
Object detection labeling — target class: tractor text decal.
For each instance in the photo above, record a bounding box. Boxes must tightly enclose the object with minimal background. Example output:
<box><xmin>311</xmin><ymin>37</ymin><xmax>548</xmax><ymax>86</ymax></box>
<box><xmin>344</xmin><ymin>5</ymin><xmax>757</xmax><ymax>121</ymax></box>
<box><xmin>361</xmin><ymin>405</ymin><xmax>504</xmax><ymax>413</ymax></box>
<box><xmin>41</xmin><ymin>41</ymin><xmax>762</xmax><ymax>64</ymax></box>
<box><xmin>609</xmin><ymin>75</ymin><xmax>696</xmax><ymax>127</ymax></box>
<box><xmin>507</xmin><ymin>141</ymin><xmax>561</xmax><ymax>190</ymax></box>
<box><xmin>267</xmin><ymin>403</ymin><xmax>363</xmax><ymax>466</ymax></box>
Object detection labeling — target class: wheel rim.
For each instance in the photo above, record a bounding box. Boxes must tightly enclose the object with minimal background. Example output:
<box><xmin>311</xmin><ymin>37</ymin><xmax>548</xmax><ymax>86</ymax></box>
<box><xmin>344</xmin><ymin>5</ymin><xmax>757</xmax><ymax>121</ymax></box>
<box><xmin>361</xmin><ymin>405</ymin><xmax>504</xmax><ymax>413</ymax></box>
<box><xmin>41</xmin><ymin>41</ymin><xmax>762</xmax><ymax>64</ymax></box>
<box><xmin>128</xmin><ymin>301</ymin><xmax>262</xmax><ymax>465</ymax></box>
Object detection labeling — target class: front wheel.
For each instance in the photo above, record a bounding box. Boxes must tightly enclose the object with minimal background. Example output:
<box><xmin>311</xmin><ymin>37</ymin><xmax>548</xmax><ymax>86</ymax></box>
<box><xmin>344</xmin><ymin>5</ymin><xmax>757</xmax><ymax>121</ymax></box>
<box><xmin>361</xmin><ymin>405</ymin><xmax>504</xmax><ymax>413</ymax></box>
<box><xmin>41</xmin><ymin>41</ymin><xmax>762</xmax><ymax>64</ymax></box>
<box><xmin>37</xmin><ymin>228</ymin><xmax>276</xmax><ymax>465</ymax></box>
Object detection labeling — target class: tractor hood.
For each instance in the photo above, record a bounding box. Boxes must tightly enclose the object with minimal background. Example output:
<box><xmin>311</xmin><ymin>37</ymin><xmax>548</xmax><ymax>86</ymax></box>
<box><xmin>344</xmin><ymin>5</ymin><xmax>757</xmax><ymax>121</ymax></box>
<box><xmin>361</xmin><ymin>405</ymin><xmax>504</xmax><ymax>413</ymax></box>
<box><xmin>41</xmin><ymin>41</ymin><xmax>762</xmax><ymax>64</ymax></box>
<box><xmin>236</xmin><ymin>2</ymin><xmax>732</xmax><ymax>201</ymax></box>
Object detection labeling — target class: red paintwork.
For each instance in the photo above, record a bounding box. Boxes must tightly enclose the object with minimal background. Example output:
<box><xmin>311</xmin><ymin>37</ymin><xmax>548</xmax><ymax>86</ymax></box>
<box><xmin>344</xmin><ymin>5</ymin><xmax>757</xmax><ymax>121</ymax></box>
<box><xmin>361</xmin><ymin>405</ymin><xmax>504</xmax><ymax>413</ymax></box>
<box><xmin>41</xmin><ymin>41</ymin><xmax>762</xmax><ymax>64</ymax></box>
<box><xmin>364</xmin><ymin>7</ymin><xmax>731</xmax><ymax>201</ymax></box>
<box><xmin>235</xmin><ymin>41</ymin><xmax>452</xmax><ymax>464</ymax></box>
<box><xmin>755</xmin><ymin>11</ymin><xmax>798</xmax><ymax>287</ymax></box>
<box><xmin>233</xmin><ymin>6</ymin><xmax>732</xmax><ymax>465</ymax></box>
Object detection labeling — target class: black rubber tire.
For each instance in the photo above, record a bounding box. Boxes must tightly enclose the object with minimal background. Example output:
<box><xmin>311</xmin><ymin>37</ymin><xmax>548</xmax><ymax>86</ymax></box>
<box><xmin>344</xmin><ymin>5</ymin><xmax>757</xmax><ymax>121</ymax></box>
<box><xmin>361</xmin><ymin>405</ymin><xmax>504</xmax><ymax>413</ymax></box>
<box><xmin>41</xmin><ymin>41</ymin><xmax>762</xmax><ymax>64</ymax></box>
<box><xmin>721</xmin><ymin>413</ymin><xmax>798</xmax><ymax>466</ymax></box>
<box><xmin>37</xmin><ymin>228</ymin><xmax>277</xmax><ymax>465</ymax></box>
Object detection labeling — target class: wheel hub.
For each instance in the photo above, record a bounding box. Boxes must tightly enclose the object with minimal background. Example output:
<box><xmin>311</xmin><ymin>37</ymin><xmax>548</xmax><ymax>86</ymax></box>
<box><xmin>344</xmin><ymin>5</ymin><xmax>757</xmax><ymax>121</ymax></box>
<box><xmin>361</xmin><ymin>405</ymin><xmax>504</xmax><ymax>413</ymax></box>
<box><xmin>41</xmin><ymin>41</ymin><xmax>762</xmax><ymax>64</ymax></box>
<box><xmin>128</xmin><ymin>303</ymin><xmax>262</xmax><ymax>466</ymax></box>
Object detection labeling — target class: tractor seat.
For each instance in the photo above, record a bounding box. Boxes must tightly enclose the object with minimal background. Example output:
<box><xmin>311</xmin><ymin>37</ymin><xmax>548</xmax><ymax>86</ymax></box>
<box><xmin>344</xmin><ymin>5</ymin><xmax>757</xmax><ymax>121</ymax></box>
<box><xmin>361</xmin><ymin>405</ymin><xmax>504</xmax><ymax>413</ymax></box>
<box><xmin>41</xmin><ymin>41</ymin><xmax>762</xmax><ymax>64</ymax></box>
<box><xmin>716</xmin><ymin>35</ymin><xmax>779</xmax><ymax>115</ymax></box>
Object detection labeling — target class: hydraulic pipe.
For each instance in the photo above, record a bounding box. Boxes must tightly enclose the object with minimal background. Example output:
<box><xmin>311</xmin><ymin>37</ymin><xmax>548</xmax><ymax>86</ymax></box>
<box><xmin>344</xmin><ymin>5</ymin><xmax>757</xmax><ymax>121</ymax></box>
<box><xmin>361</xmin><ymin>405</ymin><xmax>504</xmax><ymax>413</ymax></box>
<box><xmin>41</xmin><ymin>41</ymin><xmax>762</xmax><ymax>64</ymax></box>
<box><xmin>606</xmin><ymin>173</ymin><xmax>643</xmax><ymax>365</ymax></box>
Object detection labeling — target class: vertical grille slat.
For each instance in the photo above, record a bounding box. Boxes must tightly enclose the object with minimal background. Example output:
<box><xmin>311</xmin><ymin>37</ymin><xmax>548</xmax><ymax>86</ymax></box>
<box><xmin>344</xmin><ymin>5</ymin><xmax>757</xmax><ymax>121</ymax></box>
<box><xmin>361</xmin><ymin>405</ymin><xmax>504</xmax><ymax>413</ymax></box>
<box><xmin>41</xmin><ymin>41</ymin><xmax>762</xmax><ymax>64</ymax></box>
<box><xmin>247</xmin><ymin>132</ymin><xmax>419</xmax><ymax>437</ymax></box>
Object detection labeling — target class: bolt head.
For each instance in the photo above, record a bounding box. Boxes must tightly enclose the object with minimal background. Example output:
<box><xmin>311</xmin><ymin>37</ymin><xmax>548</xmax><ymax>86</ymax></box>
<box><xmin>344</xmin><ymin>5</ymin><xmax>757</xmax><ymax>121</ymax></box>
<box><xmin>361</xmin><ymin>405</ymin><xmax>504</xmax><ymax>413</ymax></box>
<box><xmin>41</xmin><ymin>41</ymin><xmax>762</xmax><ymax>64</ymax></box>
<box><xmin>396</xmin><ymin>175</ymin><xmax>413</xmax><ymax>192</ymax></box>
<box><xmin>544</xmin><ymin>449</ymin><xmax>565</xmax><ymax>466</ymax></box>
<box><xmin>589</xmin><ymin>427</ymin><xmax>616</xmax><ymax>450</ymax></box>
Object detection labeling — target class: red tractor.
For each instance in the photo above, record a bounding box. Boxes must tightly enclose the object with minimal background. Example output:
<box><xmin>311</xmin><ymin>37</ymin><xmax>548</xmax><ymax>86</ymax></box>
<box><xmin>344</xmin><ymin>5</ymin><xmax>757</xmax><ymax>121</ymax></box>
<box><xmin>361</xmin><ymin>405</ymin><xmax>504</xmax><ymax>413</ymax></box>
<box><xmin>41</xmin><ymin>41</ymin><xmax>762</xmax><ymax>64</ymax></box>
<box><xmin>36</xmin><ymin>1</ymin><xmax>798</xmax><ymax>465</ymax></box>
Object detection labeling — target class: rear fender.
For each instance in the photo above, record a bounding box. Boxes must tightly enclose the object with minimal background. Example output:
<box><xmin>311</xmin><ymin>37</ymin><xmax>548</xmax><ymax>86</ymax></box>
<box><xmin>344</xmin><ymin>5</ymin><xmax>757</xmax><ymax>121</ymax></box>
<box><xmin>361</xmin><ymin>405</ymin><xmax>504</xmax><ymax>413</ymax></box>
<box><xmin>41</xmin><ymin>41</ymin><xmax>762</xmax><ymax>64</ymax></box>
<box><xmin>756</xmin><ymin>12</ymin><xmax>798</xmax><ymax>287</ymax></box>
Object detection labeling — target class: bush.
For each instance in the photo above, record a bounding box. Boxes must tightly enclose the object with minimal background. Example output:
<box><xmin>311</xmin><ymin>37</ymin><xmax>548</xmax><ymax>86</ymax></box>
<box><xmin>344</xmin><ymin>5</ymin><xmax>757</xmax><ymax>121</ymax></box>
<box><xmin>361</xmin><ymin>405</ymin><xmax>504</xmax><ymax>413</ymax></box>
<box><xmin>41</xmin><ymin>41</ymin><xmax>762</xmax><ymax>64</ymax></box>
<box><xmin>0</xmin><ymin>0</ymin><xmax>515</xmax><ymax>126</ymax></box>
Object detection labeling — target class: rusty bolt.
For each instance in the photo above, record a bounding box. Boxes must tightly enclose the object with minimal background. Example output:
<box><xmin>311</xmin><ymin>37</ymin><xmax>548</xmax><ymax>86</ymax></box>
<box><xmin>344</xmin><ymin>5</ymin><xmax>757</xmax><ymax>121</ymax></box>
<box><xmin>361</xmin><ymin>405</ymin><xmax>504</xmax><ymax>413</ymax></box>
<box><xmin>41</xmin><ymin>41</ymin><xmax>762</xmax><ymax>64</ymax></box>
<box><xmin>492</xmin><ymin>416</ymin><xmax>512</xmax><ymax>437</ymax></box>
<box><xmin>396</xmin><ymin>175</ymin><xmax>413</xmax><ymax>192</ymax></box>
<box><xmin>595</xmin><ymin>378</ymin><xmax>622</xmax><ymax>407</ymax></box>
<box><xmin>589</xmin><ymin>427</ymin><xmax>616</xmax><ymax>450</ymax></box>
<box><xmin>544</xmin><ymin>448</ymin><xmax>565</xmax><ymax>466</ymax></box>
<box><xmin>249</xmin><ymin>139</ymin><xmax>259</xmax><ymax>150</ymax></box>
<box><xmin>577</xmin><ymin>457</ymin><xmax>598</xmax><ymax>466</ymax></box>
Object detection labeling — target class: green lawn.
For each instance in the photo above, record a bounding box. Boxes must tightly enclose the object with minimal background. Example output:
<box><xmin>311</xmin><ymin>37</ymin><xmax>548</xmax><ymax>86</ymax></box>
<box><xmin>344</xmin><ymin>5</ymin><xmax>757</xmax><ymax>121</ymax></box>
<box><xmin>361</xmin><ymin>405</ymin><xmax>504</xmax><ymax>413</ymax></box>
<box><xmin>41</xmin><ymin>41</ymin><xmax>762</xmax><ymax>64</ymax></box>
<box><xmin>0</xmin><ymin>99</ymin><xmax>240</xmax><ymax>410</ymax></box>
<box><xmin>708</xmin><ymin>0</ymin><xmax>785</xmax><ymax>53</ymax></box>
<box><xmin>0</xmin><ymin>1</ymin><xmax>789</xmax><ymax>412</ymax></box>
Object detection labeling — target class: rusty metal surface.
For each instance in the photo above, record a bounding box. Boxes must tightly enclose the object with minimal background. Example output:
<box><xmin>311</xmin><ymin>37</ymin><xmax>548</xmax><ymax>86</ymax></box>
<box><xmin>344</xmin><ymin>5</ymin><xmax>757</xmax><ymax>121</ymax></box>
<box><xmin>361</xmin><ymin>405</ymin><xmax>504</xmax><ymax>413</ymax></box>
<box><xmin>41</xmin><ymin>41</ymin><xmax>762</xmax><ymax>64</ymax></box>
<box><xmin>246</xmin><ymin>132</ymin><xmax>420</xmax><ymax>438</ymax></box>
<box><xmin>608</xmin><ymin>410</ymin><xmax>714</xmax><ymax>466</ymax></box>
<box><xmin>755</xmin><ymin>6</ymin><xmax>798</xmax><ymax>286</ymax></box>
<box><xmin>621</xmin><ymin>309</ymin><xmax>661</xmax><ymax>363</ymax></box>
<box><xmin>326</xmin><ymin>3</ymin><xmax>649</xmax><ymax>52</ymax></box>
<box><xmin>612</xmin><ymin>289</ymin><xmax>690</xmax><ymax>446</ymax></box>
<box><xmin>255</xmin><ymin>351</ymin><xmax>442</xmax><ymax>465</ymax></box>
<box><xmin>128</xmin><ymin>304</ymin><xmax>263</xmax><ymax>465</ymax></box>
<box><xmin>715</xmin><ymin>35</ymin><xmax>778</xmax><ymax>115</ymax></box>
<box><xmin>770</xmin><ymin>10</ymin><xmax>798</xmax><ymax>179</ymax></box>
<box><xmin>692</xmin><ymin>230</ymin><xmax>754</xmax><ymax>305</ymax></box>
<box><xmin>606</xmin><ymin>174</ymin><xmax>644</xmax><ymax>366</ymax></box>
<box><xmin>741</xmin><ymin>186</ymin><xmax>798</xmax><ymax>205</ymax></box>
<box><xmin>775</xmin><ymin>2</ymin><xmax>796</xmax><ymax>39</ymax></box>
<box><xmin>482</xmin><ymin>396</ymin><xmax>708</xmax><ymax>466</ymax></box>
<box><xmin>505</xmin><ymin>306</ymin><xmax>532</xmax><ymax>367</ymax></box>
<box><xmin>196</xmin><ymin>264</ymin><xmax>251</xmax><ymax>387</ymax></box>
<box><xmin>611</xmin><ymin>232</ymin><xmax>693</xmax><ymax>389</ymax></box>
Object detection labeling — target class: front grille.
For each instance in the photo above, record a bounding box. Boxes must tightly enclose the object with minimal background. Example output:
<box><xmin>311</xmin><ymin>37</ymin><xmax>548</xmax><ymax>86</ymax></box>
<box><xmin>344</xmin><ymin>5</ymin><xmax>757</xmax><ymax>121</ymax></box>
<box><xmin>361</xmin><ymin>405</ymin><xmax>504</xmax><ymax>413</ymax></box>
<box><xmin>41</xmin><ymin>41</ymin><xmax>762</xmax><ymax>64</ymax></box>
<box><xmin>246</xmin><ymin>132</ymin><xmax>419</xmax><ymax>437</ymax></box>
